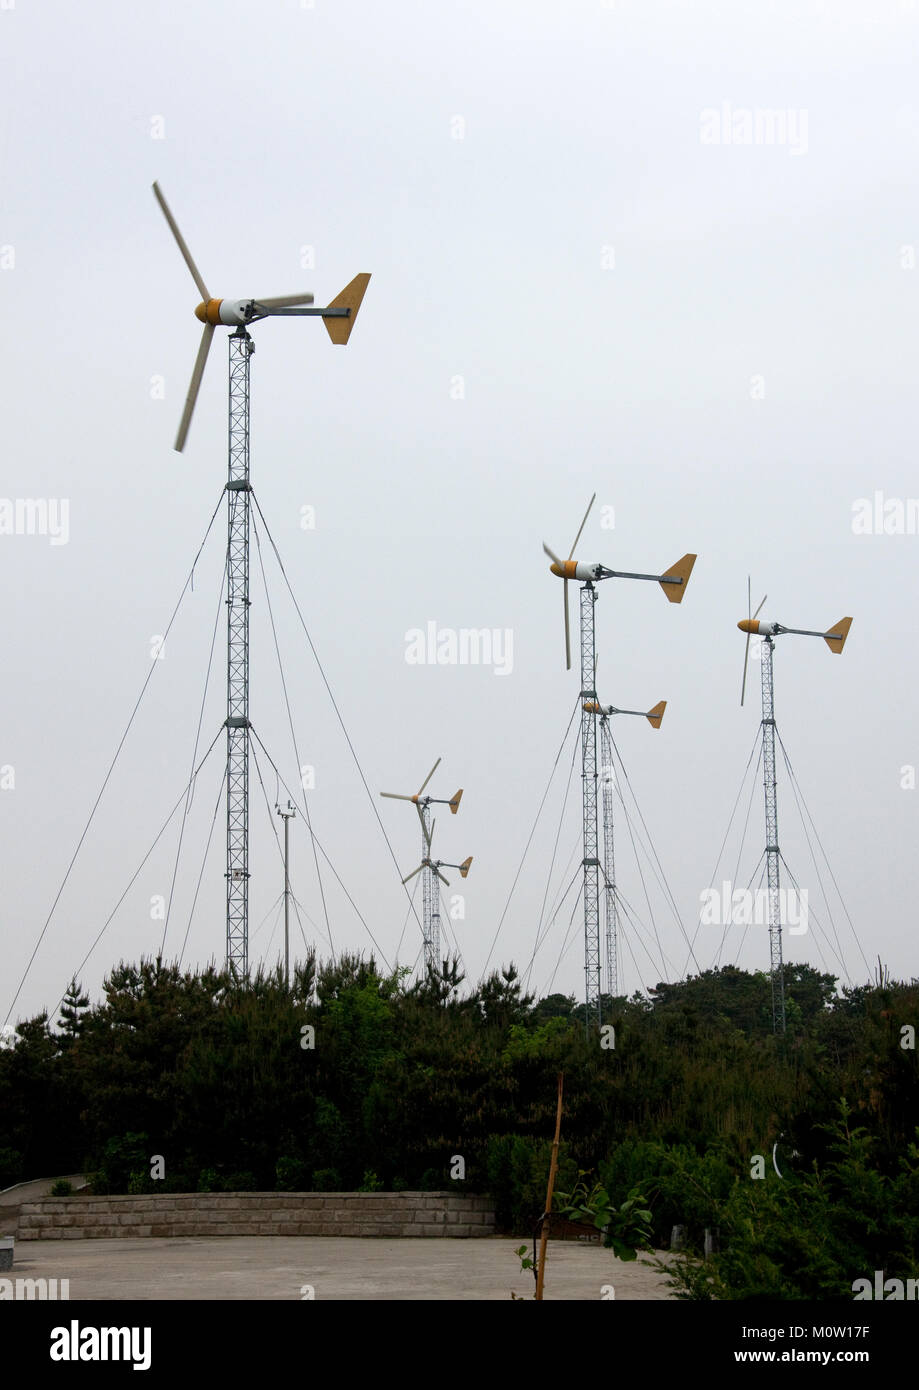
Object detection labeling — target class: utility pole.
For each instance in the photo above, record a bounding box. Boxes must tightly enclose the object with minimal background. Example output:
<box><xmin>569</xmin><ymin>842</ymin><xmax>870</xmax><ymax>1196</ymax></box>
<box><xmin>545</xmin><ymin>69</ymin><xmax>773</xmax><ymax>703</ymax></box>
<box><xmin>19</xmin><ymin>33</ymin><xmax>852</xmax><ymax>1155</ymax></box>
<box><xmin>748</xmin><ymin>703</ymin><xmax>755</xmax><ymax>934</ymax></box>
<box><xmin>276</xmin><ymin>800</ymin><xmax>296</xmax><ymax>986</ymax></box>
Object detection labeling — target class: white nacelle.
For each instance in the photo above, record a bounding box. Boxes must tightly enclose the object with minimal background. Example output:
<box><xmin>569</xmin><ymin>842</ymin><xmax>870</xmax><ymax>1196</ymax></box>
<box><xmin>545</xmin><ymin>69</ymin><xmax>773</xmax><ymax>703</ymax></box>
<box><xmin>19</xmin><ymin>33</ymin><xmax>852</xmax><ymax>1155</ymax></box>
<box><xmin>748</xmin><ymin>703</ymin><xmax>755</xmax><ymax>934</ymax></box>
<box><xmin>574</xmin><ymin>561</ymin><xmax>604</xmax><ymax>581</ymax></box>
<box><xmin>217</xmin><ymin>299</ymin><xmax>251</xmax><ymax>326</ymax></box>
<box><xmin>757</xmin><ymin>621</ymin><xmax>777</xmax><ymax>637</ymax></box>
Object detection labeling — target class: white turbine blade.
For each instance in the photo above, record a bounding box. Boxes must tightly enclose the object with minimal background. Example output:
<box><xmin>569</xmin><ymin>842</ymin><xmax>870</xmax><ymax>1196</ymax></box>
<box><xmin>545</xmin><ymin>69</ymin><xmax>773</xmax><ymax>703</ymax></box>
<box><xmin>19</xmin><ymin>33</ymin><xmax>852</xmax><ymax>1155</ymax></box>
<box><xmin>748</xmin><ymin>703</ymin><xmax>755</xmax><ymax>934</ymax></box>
<box><xmin>402</xmin><ymin>864</ymin><xmax>424</xmax><ymax>885</ymax></box>
<box><xmin>564</xmin><ymin>578</ymin><xmax>571</xmax><ymax>670</ymax></box>
<box><xmin>417</xmin><ymin>761</ymin><xmax>442</xmax><ymax>795</ymax></box>
<box><xmin>753</xmin><ymin>593</ymin><xmax>767</xmax><ymax>619</ymax></box>
<box><xmin>567</xmin><ymin>492</ymin><xmax>596</xmax><ymax>560</ymax></box>
<box><xmin>416</xmin><ymin>802</ymin><xmax>432</xmax><ymax>848</ymax></box>
<box><xmin>380</xmin><ymin>791</ymin><xmax>413</xmax><ymax>801</ymax></box>
<box><xmin>542</xmin><ymin>540</ymin><xmax>563</xmax><ymax>566</ymax></box>
<box><xmin>152</xmin><ymin>182</ymin><xmax>210</xmax><ymax>301</ymax></box>
<box><xmin>739</xmin><ymin>636</ymin><xmax>750</xmax><ymax>711</ymax></box>
<box><xmin>175</xmin><ymin>323</ymin><xmax>214</xmax><ymax>452</ymax></box>
<box><xmin>256</xmin><ymin>293</ymin><xmax>316</xmax><ymax>308</ymax></box>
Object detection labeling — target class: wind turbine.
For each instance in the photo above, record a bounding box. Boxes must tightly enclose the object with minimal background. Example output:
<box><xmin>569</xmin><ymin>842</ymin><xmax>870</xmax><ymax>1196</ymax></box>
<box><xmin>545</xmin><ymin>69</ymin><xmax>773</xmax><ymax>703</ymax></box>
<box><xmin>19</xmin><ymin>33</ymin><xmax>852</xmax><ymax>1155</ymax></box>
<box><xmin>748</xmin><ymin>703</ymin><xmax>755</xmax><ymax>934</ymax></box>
<box><xmin>152</xmin><ymin>182</ymin><xmax>370</xmax><ymax>976</ymax></box>
<box><xmin>584</xmin><ymin>688</ymin><xmax>666</xmax><ymax>1004</ymax></box>
<box><xmin>379</xmin><ymin>759</ymin><xmax>465</xmax><ymax>976</ymax></box>
<box><xmin>543</xmin><ymin>495</ymin><xmax>695</xmax><ymax>1028</ymax></box>
<box><xmin>738</xmin><ymin>578</ymin><xmax>852</xmax><ymax>1033</ymax></box>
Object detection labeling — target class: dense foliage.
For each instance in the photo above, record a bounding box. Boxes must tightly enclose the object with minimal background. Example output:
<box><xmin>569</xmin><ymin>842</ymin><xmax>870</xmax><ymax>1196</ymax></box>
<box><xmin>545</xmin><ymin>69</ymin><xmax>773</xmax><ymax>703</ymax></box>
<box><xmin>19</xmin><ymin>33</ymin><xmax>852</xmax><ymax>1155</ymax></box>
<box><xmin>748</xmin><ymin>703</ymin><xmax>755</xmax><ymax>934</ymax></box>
<box><xmin>1</xmin><ymin>956</ymin><xmax>917</xmax><ymax>1296</ymax></box>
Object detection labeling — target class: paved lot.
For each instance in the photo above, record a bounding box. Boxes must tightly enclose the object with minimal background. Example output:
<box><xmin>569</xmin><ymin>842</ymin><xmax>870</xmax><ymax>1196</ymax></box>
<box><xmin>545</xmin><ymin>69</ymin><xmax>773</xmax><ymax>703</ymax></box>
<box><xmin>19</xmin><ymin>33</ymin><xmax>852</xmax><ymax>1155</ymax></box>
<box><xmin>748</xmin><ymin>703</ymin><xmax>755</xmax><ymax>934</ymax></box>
<box><xmin>9</xmin><ymin>1235</ymin><xmax>676</xmax><ymax>1300</ymax></box>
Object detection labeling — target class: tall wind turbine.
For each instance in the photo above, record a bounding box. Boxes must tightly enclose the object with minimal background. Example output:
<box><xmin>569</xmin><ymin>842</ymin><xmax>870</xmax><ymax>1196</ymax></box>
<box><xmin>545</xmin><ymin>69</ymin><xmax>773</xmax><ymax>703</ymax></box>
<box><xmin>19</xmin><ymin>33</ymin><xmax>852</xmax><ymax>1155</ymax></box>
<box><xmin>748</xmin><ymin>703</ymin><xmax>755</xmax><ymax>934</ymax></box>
<box><xmin>583</xmin><ymin>689</ymin><xmax>666</xmax><ymax>1004</ymax></box>
<box><xmin>379</xmin><ymin>759</ymin><xmax>465</xmax><ymax>976</ymax></box>
<box><xmin>152</xmin><ymin>182</ymin><xmax>370</xmax><ymax>976</ymax></box>
<box><xmin>543</xmin><ymin>495</ymin><xmax>695</xmax><ymax>1029</ymax></box>
<box><xmin>738</xmin><ymin>579</ymin><xmax>852</xmax><ymax>1033</ymax></box>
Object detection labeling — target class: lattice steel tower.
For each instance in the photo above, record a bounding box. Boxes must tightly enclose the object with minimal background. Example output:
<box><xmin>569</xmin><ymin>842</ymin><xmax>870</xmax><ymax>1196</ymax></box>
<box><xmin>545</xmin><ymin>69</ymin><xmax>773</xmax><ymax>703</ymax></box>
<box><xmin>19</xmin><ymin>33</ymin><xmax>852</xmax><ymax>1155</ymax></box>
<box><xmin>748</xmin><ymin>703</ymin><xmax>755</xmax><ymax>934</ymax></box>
<box><xmin>739</xmin><ymin>583</ymin><xmax>853</xmax><ymax>1033</ymax></box>
<box><xmin>153</xmin><ymin>182</ymin><xmax>370</xmax><ymax>974</ymax></box>
<box><xmin>543</xmin><ymin>494</ymin><xmax>695</xmax><ymax>1031</ymax></box>
<box><xmin>587</xmin><ymin>693</ymin><xmax>666</xmax><ymax>1004</ymax></box>
<box><xmin>225</xmin><ymin>330</ymin><xmax>253</xmax><ymax>972</ymax></box>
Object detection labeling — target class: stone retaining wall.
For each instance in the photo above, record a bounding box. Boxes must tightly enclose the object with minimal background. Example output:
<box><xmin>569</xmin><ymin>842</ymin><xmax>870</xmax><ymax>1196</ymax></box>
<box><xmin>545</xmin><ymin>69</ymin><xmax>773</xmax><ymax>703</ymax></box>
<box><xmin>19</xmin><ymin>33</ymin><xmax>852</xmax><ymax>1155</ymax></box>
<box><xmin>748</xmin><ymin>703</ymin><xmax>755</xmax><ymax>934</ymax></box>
<box><xmin>17</xmin><ymin>1192</ymin><xmax>496</xmax><ymax>1240</ymax></box>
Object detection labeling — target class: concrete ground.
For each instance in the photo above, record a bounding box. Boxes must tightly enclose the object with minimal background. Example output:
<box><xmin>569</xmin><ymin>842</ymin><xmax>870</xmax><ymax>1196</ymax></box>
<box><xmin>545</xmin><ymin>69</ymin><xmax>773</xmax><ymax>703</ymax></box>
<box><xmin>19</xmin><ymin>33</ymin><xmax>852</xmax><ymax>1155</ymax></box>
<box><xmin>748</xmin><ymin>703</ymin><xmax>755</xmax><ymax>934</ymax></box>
<box><xmin>9</xmin><ymin>1235</ymin><xmax>677</xmax><ymax>1300</ymax></box>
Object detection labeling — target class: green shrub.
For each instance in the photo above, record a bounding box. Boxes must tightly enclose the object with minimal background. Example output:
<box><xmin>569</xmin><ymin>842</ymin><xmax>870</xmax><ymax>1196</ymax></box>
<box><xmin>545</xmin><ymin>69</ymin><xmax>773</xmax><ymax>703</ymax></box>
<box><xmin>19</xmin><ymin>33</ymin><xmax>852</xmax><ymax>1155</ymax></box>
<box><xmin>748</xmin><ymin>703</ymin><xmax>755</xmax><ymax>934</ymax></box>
<box><xmin>50</xmin><ymin>1178</ymin><xmax>73</xmax><ymax>1197</ymax></box>
<box><xmin>275</xmin><ymin>1156</ymin><xmax>308</xmax><ymax>1192</ymax></box>
<box><xmin>0</xmin><ymin>1148</ymin><xmax>24</xmax><ymax>1190</ymax></box>
<box><xmin>222</xmin><ymin>1171</ymin><xmax>258</xmax><ymax>1192</ymax></box>
<box><xmin>486</xmin><ymin>1135</ymin><xmax>577</xmax><ymax>1234</ymax></box>
<box><xmin>311</xmin><ymin>1167</ymin><xmax>341</xmax><ymax>1192</ymax></box>
<box><xmin>92</xmin><ymin>1133</ymin><xmax>150</xmax><ymax>1196</ymax></box>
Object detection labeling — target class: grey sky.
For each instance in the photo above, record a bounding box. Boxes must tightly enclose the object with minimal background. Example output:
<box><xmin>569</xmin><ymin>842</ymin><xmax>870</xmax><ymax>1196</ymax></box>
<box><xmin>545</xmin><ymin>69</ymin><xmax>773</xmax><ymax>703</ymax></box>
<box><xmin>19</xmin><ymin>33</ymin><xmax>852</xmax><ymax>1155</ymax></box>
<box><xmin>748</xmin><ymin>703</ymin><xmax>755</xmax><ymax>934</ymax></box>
<box><xmin>2</xmin><ymin>0</ymin><xmax>916</xmax><ymax>1026</ymax></box>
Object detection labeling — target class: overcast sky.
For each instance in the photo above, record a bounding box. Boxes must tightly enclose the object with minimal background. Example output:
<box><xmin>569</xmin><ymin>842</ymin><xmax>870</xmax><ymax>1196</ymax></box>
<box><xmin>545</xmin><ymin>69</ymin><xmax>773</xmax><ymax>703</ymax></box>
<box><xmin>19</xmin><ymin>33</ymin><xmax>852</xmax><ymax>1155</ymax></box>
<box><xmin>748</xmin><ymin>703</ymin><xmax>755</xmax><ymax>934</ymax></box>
<box><xmin>2</xmin><ymin>0</ymin><xmax>917</xmax><ymax>1027</ymax></box>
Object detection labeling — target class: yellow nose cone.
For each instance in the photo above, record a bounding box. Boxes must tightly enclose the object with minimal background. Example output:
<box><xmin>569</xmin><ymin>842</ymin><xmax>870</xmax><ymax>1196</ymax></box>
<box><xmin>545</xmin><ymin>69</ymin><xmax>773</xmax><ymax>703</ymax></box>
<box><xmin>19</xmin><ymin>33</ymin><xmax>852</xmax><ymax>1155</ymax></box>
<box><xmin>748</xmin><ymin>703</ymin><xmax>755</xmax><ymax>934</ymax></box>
<box><xmin>738</xmin><ymin>618</ymin><xmax>760</xmax><ymax>634</ymax></box>
<box><xmin>194</xmin><ymin>302</ymin><xmax>207</xmax><ymax>322</ymax></box>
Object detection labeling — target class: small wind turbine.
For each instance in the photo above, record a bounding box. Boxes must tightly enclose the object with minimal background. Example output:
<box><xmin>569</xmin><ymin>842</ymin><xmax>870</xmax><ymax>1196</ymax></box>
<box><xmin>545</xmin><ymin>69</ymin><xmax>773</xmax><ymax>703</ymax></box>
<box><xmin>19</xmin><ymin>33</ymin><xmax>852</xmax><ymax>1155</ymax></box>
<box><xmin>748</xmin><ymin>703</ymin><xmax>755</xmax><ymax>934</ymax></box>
<box><xmin>737</xmin><ymin>577</ymin><xmax>853</xmax><ymax>1033</ymax></box>
<box><xmin>153</xmin><ymin>182</ymin><xmax>370</xmax><ymax>452</ymax></box>
<box><xmin>543</xmin><ymin>495</ymin><xmax>695</xmax><ymax>1028</ymax></box>
<box><xmin>585</xmin><ymin>682</ymin><xmax>666</xmax><ymax>1005</ymax></box>
<box><xmin>380</xmin><ymin>759</ymin><xmax>465</xmax><ymax>976</ymax></box>
<box><xmin>152</xmin><ymin>182</ymin><xmax>370</xmax><ymax>976</ymax></box>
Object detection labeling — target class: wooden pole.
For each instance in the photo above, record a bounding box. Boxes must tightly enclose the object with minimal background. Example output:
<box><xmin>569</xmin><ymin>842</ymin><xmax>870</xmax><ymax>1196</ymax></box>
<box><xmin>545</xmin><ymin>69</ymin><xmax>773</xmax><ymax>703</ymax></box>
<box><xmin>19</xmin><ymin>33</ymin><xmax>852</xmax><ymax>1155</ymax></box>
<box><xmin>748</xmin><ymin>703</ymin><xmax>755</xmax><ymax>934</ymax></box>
<box><xmin>534</xmin><ymin>1072</ymin><xmax>564</xmax><ymax>1301</ymax></box>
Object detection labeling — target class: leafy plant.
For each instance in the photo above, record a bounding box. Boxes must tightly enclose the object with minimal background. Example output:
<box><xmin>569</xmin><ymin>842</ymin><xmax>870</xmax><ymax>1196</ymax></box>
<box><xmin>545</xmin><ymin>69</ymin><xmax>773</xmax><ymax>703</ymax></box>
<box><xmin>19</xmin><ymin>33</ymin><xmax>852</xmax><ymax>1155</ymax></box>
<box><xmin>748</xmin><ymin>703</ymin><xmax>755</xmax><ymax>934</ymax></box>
<box><xmin>555</xmin><ymin>1172</ymin><xmax>654</xmax><ymax>1260</ymax></box>
<box><xmin>50</xmin><ymin>1178</ymin><xmax>73</xmax><ymax>1197</ymax></box>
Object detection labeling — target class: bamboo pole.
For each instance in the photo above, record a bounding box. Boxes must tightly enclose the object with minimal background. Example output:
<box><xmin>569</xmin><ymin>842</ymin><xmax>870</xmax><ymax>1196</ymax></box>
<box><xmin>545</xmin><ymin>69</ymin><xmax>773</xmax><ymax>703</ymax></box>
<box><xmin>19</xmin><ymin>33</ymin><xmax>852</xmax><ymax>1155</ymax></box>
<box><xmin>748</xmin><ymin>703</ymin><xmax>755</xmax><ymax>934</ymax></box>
<box><xmin>534</xmin><ymin>1072</ymin><xmax>564</xmax><ymax>1301</ymax></box>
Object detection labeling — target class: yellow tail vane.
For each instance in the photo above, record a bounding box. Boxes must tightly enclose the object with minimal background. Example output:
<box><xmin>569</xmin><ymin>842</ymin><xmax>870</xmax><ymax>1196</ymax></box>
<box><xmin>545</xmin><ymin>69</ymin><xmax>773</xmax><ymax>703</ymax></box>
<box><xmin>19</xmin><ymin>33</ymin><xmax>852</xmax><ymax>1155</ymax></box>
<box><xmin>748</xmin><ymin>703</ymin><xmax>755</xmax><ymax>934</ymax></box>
<box><xmin>646</xmin><ymin>700</ymin><xmax>667</xmax><ymax>728</ymax></box>
<box><xmin>323</xmin><ymin>273</ymin><xmax>371</xmax><ymax>344</ymax></box>
<box><xmin>824</xmin><ymin>616</ymin><xmax>853</xmax><ymax>654</ymax></box>
<box><xmin>659</xmin><ymin>554</ymin><xmax>697</xmax><ymax>603</ymax></box>
<box><xmin>449</xmin><ymin>789</ymin><xmax>463</xmax><ymax>813</ymax></box>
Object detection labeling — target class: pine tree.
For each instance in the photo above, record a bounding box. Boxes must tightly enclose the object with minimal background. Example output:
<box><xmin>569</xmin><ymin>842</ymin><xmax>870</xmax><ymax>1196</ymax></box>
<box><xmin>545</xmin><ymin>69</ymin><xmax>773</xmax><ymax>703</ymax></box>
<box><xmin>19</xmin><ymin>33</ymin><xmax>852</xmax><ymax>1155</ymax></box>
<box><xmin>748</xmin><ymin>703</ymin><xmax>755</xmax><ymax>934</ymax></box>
<box><xmin>57</xmin><ymin>976</ymin><xmax>89</xmax><ymax>1044</ymax></box>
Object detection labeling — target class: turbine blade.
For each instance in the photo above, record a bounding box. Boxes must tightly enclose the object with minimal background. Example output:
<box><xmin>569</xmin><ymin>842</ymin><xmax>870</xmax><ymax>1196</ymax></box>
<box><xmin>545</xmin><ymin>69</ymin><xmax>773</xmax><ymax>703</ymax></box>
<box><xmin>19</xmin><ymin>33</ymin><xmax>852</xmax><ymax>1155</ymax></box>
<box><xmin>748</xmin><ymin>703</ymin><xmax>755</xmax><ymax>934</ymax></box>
<box><xmin>174</xmin><ymin>323</ymin><xmax>214</xmax><ymax>452</ymax></box>
<box><xmin>753</xmin><ymin>593</ymin><xmax>767</xmax><ymax>620</ymax></box>
<box><xmin>402</xmin><ymin>864</ymin><xmax>424</xmax><ymax>885</ymax></box>
<box><xmin>380</xmin><ymin>791</ymin><xmax>413</xmax><ymax>801</ymax></box>
<box><xmin>416</xmin><ymin>802</ymin><xmax>432</xmax><ymax>848</ymax></box>
<box><xmin>152</xmin><ymin>182</ymin><xmax>210</xmax><ymax>301</ymax></box>
<box><xmin>435</xmin><ymin>868</ymin><xmax>450</xmax><ymax>886</ymax></box>
<box><xmin>542</xmin><ymin>540</ymin><xmax>563</xmax><ymax>567</ymax></box>
<box><xmin>255</xmin><ymin>293</ymin><xmax>315</xmax><ymax>308</ymax></box>
<box><xmin>416</xmin><ymin>758</ymin><xmax>441</xmax><ymax>797</ymax></box>
<box><xmin>741</xmin><ymin>632</ymin><xmax>751</xmax><ymax>706</ymax></box>
<box><xmin>564</xmin><ymin>578</ymin><xmax>571</xmax><ymax>670</ymax></box>
<box><xmin>567</xmin><ymin>493</ymin><xmax>596</xmax><ymax>561</ymax></box>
